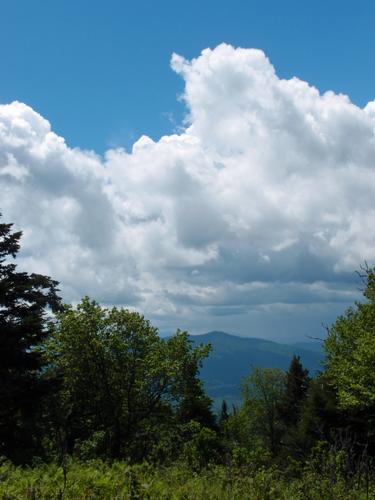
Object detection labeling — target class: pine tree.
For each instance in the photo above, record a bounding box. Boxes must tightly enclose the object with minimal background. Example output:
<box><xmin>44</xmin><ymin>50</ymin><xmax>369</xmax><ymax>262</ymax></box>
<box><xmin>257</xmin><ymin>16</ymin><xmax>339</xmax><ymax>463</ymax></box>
<box><xmin>297</xmin><ymin>373</ymin><xmax>341</xmax><ymax>456</ymax></box>
<box><xmin>276</xmin><ymin>355</ymin><xmax>310</xmax><ymax>458</ymax></box>
<box><xmin>0</xmin><ymin>215</ymin><xmax>61</xmax><ymax>463</ymax></box>
<box><xmin>279</xmin><ymin>355</ymin><xmax>310</xmax><ymax>428</ymax></box>
<box><xmin>219</xmin><ymin>399</ymin><xmax>229</xmax><ymax>425</ymax></box>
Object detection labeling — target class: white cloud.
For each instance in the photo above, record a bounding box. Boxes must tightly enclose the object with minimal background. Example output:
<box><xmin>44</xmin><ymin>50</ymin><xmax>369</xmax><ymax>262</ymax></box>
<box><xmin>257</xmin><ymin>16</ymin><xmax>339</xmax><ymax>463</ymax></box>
<box><xmin>1</xmin><ymin>44</ymin><xmax>375</xmax><ymax>339</ymax></box>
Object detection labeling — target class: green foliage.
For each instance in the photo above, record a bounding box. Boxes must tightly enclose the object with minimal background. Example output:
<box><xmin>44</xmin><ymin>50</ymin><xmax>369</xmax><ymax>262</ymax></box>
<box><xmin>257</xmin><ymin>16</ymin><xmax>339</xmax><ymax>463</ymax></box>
<box><xmin>241</xmin><ymin>367</ymin><xmax>286</xmax><ymax>455</ymax></box>
<box><xmin>279</xmin><ymin>355</ymin><xmax>310</xmax><ymax>428</ymax></box>
<box><xmin>297</xmin><ymin>374</ymin><xmax>341</xmax><ymax>455</ymax></box>
<box><xmin>219</xmin><ymin>399</ymin><xmax>229</xmax><ymax>427</ymax></box>
<box><xmin>44</xmin><ymin>298</ymin><xmax>214</xmax><ymax>461</ymax></box>
<box><xmin>325</xmin><ymin>267</ymin><xmax>375</xmax><ymax>410</ymax></box>
<box><xmin>0</xmin><ymin>215</ymin><xmax>61</xmax><ymax>463</ymax></box>
<box><xmin>278</xmin><ymin>355</ymin><xmax>310</xmax><ymax>458</ymax></box>
<box><xmin>167</xmin><ymin>331</ymin><xmax>216</xmax><ymax>430</ymax></box>
<box><xmin>222</xmin><ymin>402</ymin><xmax>269</xmax><ymax>469</ymax></box>
<box><xmin>180</xmin><ymin>420</ymin><xmax>221</xmax><ymax>470</ymax></box>
<box><xmin>0</xmin><ymin>459</ymin><xmax>374</xmax><ymax>499</ymax></box>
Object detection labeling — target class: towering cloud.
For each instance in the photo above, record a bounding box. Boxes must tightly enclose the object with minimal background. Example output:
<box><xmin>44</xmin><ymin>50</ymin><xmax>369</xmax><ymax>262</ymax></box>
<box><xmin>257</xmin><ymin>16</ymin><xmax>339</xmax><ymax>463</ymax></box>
<box><xmin>1</xmin><ymin>44</ymin><xmax>374</xmax><ymax>338</ymax></box>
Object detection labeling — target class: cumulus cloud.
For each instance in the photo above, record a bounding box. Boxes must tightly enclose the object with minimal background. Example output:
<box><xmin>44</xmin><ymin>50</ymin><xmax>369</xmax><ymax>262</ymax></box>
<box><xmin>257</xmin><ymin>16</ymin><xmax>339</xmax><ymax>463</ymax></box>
<box><xmin>1</xmin><ymin>43</ymin><xmax>374</xmax><ymax>339</ymax></box>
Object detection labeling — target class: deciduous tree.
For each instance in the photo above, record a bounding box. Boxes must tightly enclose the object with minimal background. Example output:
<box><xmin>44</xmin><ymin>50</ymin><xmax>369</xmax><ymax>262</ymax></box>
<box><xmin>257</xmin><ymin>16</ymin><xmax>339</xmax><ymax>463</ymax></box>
<box><xmin>45</xmin><ymin>298</ymin><xmax>214</xmax><ymax>461</ymax></box>
<box><xmin>325</xmin><ymin>267</ymin><xmax>375</xmax><ymax>410</ymax></box>
<box><xmin>241</xmin><ymin>367</ymin><xmax>285</xmax><ymax>455</ymax></box>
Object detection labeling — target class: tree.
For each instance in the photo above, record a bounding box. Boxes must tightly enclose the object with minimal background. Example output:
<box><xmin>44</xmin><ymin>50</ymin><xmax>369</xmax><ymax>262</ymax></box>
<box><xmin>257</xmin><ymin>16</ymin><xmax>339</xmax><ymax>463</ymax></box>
<box><xmin>45</xmin><ymin>298</ymin><xmax>214</xmax><ymax>461</ymax></box>
<box><xmin>322</xmin><ymin>267</ymin><xmax>375</xmax><ymax>459</ymax></box>
<box><xmin>0</xmin><ymin>215</ymin><xmax>61</xmax><ymax>463</ymax></box>
<box><xmin>276</xmin><ymin>355</ymin><xmax>310</xmax><ymax>458</ymax></box>
<box><xmin>219</xmin><ymin>400</ymin><xmax>229</xmax><ymax>426</ymax></box>
<box><xmin>297</xmin><ymin>373</ymin><xmax>341</xmax><ymax>455</ymax></box>
<box><xmin>241</xmin><ymin>367</ymin><xmax>286</xmax><ymax>455</ymax></box>
<box><xmin>324</xmin><ymin>266</ymin><xmax>375</xmax><ymax>410</ymax></box>
<box><xmin>279</xmin><ymin>355</ymin><xmax>310</xmax><ymax>428</ymax></box>
<box><xmin>170</xmin><ymin>332</ymin><xmax>216</xmax><ymax>430</ymax></box>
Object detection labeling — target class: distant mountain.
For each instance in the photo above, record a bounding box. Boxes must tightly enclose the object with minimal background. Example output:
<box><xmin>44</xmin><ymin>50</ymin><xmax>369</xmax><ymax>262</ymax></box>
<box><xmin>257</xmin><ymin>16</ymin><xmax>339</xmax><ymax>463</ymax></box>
<box><xmin>190</xmin><ymin>331</ymin><xmax>324</xmax><ymax>410</ymax></box>
<box><xmin>289</xmin><ymin>340</ymin><xmax>324</xmax><ymax>354</ymax></box>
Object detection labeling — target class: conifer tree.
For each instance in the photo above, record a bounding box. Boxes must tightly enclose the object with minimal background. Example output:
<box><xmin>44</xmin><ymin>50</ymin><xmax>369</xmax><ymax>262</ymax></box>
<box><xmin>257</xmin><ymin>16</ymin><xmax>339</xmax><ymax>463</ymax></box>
<box><xmin>0</xmin><ymin>215</ymin><xmax>61</xmax><ymax>462</ymax></box>
<box><xmin>276</xmin><ymin>355</ymin><xmax>310</xmax><ymax>458</ymax></box>
<box><xmin>279</xmin><ymin>355</ymin><xmax>310</xmax><ymax>428</ymax></box>
<box><xmin>219</xmin><ymin>400</ymin><xmax>229</xmax><ymax>425</ymax></box>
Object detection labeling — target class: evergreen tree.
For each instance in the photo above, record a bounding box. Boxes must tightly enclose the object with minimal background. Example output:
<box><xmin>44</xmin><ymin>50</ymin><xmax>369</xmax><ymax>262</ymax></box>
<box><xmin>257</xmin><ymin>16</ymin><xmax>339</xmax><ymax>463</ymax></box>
<box><xmin>277</xmin><ymin>355</ymin><xmax>310</xmax><ymax>458</ymax></box>
<box><xmin>279</xmin><ymin>355</ymin><xmax>310</xmax><ymax>428</ymax></box>
<box><xmin>219</xmin><ymin>400</ymin><xmax>229</xmax><ymax>426</ymax></box>
<box><xmin>297</xmin><ymin>373</ymin><xmax>341</xmax><ymax>456</ymax></box>
<box><xmin>0</xmin><ymin>215</ymin><xmax>61</xmax><ymax>463</ymax></box>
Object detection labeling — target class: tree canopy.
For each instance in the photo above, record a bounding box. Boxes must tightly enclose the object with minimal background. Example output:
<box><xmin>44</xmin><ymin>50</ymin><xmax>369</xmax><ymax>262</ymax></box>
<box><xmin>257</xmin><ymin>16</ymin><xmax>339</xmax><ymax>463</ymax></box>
<box><xmin>324</xmin><ymin>267</ymin><xmax>375</xmax><ymax>410</ymax></box>
<box><xmin>241</xmin><ymin>367</ymin><xmax>286</xmax><ymax>455</ymax></box>
<box><xmin>45</xmin><ymin>297</ymin><xmax>215</xmax><ymax>461</ymax></box>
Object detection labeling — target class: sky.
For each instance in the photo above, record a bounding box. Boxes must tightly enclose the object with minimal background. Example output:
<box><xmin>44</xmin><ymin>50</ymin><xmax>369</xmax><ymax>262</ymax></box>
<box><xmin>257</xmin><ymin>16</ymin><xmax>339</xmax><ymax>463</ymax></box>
<box><xmin>1</xmin><ymin>0</ymin><xmax>375</xmax><ymax>341</ymax></box>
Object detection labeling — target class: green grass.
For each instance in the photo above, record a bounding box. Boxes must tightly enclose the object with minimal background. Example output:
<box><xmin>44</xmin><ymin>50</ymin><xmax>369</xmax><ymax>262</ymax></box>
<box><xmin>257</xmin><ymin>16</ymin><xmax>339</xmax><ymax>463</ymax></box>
<box><xmin>0</xmin><ymin>460</ymin><xmax>374</xmax><ymax>499</ymax></box>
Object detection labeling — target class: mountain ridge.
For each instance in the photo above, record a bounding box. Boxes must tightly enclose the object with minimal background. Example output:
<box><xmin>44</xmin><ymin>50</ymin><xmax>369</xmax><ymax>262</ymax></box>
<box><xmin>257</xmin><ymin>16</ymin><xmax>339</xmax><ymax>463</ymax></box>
<box><xmin>189</xmin><ymin>330</ymin><xmax>323</xmax><ymax>409</ymax></box>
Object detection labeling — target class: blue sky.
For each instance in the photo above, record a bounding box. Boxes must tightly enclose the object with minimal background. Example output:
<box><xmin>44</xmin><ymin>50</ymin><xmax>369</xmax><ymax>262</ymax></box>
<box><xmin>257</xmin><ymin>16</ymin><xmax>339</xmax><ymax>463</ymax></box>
<box><xmin>1</xmin><ymin>1</ymin><xmax>375</xmax><ymax>341</ymax></box>
<box><xmin>2</xmin><ymin>1</ymin><xmax>375</xmax><ymax>152</ymax></box>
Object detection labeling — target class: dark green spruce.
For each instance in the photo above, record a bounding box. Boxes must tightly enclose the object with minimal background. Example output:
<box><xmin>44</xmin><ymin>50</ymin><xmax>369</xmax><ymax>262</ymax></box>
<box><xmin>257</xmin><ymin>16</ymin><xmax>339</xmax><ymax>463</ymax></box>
<box><xmin>0</xmin><ymin>214</ymin><xmax>61</xmax><ymax>463</ymax></box>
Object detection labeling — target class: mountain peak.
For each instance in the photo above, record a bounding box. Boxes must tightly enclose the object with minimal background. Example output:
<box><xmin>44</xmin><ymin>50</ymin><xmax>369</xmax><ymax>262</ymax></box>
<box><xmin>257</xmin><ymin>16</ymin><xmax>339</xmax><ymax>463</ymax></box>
<box><xmin>189</xmin><ymin>330</ymin><xmax>323</xmax><ymax>410</ymax></box>
<box><xmin>200</xmin><ymin>330</ymin><xmax>234</xmax><ymax>339</ymax></box>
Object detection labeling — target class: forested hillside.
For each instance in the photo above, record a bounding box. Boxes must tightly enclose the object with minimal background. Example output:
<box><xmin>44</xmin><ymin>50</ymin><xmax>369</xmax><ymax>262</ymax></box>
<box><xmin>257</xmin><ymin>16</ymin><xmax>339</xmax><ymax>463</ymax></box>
<box><xmin>191</xmin><ymin>331</ymin><xmax>323</xmax><ymax>408</ymax></box>
<box><xmin>1</xmin><ymin>214</ymin><xmax>375</xmax><ymax>499</ymax></box>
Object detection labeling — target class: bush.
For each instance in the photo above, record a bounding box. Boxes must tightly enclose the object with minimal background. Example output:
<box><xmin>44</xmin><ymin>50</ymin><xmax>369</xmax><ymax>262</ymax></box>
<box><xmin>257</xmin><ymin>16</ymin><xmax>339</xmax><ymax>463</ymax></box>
<box><xmin>0</xmin><ymin>459</ymin><xmax>374</xmax><ymax>499</ymax></box>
